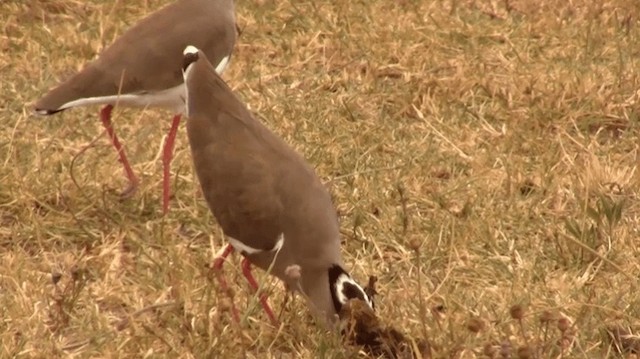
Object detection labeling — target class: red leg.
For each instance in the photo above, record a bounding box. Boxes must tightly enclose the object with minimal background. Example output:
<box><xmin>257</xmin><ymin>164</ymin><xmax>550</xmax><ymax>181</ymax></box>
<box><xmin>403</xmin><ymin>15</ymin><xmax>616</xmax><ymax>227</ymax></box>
<box><xmin>99</xmin><ymin>105</ymin><xmax>138</xmax><ymax>198</ymax></box>
<box><xmin>162</xmin><ymin>114</ymin><xmax>181</xmax><ymax>214</ymax></box>
<box><xmin>212</xmin><ymin>244</ymin><xmax>239</xmax><ymax>322</ymax></box>
<box><xmin>211</xmin><ymin>244</ymin><xmax>234</xmax><ymax>272</ymax></box>
<box><xmin>241</xmin><ymin>258</ymin><xmax>278</xmax><ymax>325</ymax></box>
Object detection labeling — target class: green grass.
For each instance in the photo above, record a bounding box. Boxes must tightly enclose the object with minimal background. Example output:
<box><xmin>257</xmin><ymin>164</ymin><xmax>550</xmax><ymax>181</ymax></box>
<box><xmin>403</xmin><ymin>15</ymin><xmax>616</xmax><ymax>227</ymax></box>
<box><xmin>2</xmin><ymin>0</ymin><xmax>640</xmax><ymax>357</ymax></box>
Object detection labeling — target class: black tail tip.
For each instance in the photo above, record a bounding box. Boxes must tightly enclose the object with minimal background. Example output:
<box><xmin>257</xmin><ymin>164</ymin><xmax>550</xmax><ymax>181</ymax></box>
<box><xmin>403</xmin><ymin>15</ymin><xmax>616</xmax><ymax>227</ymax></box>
<box><xmin>34</xmin><ymin>108</ymin><xmax>61</xmax><ymax>116</ymax></box>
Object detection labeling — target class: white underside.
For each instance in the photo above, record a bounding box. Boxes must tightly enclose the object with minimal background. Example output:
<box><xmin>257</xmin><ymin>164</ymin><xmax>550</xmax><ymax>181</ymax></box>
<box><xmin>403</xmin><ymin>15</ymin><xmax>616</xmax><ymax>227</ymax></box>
<box><xmin>48</xmin><ymin>83</ymin><xmax>188</xmax><ymax>115</ymax></box>
<box><xmin>38</xmin><ymin>55</ymin><xmax>231</xmax><ymax>115</ymax></box>
<box><xmin>227</xmin><ymin>233</ymin><xmax>284</xmax><ymax>255</ymax></box>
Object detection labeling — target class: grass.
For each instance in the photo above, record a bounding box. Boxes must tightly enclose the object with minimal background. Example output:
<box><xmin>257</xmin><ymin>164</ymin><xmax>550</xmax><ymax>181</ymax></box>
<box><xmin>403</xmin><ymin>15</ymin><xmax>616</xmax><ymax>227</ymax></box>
<box><xmin>2</xmin><ymin>0</ymin><xmax>640</xmax><ymax>357</ymax></box>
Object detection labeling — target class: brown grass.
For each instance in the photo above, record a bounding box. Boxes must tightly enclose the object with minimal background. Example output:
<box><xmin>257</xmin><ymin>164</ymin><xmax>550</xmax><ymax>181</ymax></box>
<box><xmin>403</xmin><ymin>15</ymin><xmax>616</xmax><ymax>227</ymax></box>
<box><xmin>2</xmin><ymin>0</ymin><xmax>640</xmax><ymax>357</ymax></box>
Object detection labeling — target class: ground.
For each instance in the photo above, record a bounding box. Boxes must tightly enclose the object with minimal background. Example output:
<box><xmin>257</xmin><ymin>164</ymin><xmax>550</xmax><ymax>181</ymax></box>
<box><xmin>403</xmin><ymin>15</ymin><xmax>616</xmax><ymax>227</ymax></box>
<box><xmin>2</xmin><ymin>0</ymin><xmax>640</xmax><ymax>357</ymax></box>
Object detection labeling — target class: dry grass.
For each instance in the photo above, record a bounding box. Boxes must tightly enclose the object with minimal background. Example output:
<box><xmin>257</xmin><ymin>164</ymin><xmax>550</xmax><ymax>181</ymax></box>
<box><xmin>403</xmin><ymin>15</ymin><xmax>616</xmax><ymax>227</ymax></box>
<box><xmin>2</xmin><ymin>0</ymin><xmax>640</xmax><ymax>357</ymax></box>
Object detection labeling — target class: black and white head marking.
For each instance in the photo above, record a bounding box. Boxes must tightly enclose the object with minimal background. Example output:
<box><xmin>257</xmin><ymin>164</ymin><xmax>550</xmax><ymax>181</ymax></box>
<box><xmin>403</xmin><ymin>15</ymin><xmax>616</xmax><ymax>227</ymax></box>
<box><xmin>328</xmin><ymin>264</ymin><xmax>374</xmax><ymax>314</ymax></box>
<box><xmin>182</xmin><ymin>45</ymin><xmax>200</xmax><ymax>75</ymax></box>
<box><xmin>181</xmin><ymin>45</ymin><xmax>200</xmax><ymax>118</ymax></box>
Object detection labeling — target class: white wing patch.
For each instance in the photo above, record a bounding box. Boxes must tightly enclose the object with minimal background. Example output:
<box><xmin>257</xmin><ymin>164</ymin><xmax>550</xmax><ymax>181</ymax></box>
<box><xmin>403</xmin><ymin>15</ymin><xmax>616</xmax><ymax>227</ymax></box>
<box><xmin>214</xmin><ymin>55</ymin><xmax>231</xmax><ymax>75</ymax></box>
<box><xmin>227</xmin><ymin>233</ymin><xmax>284</xmax><ymax>255</ymax></box>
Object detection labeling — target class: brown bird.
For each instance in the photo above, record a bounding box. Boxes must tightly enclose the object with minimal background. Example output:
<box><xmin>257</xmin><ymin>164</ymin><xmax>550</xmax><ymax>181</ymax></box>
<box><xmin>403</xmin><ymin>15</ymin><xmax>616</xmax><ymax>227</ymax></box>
<box><xmin>34</xmin><ymin>0</ymin><xmax>237</xmax><ymax>214</ymax></box>
<box><xmin>182</xmin><ymin>45</ymin><xmax>373</xmax><ymax>325</ymax></box>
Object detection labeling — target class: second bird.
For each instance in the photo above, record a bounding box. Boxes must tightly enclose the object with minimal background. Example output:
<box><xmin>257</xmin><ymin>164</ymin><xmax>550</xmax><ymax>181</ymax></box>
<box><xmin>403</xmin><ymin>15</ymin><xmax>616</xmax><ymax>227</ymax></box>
<box><xmin>34</xmin><ymin>0</ymin><xmax>237</xmax><ymax>214</ymax></box>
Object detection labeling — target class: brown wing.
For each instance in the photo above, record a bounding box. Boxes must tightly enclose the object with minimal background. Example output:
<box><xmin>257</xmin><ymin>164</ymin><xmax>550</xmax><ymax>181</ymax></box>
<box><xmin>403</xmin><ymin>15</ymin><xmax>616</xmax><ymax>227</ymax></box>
<box><xmin>35</xmin><ymin>0</ymin><xmax>236</xmax><ymax>112</ymax></box>
<box><xmin>188</xmin><ymin>110</ymin><xmax>287</xmax><ymax>252</ymax></box>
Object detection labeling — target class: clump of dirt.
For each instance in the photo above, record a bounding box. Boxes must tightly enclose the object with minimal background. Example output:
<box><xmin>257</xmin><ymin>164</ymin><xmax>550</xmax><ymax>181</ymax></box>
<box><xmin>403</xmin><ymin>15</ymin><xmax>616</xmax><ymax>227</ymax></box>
<box><xmin>340</xmin><ymin>279</ymin><xmax>430</xmax><ymax>359</ymax></box>
<box><xmin>340</xmin><ymin>299</ymin><xmax>411</xmax><ymax>358</ymax></box>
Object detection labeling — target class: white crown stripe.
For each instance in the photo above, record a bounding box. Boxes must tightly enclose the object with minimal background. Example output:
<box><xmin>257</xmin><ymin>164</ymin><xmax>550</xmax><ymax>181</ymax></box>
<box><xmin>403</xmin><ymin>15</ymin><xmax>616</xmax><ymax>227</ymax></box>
<box><xmin>334</xmin><ymin>273</ymin><xmax>374</xmax><ymax>309</ymax></box>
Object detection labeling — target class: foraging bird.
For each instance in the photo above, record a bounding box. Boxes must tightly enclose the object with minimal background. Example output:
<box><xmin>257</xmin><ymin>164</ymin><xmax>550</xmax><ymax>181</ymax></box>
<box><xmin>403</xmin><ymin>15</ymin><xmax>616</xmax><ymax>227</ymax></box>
<box><xmin>182</xmin><ymin>45</ymin><xmax>373</xmax><ymax>325</ymax></box>
<box><xmin>33</xmin><ymin>0</ymin><xmax>237</xmax><ymax>214</ymax></box>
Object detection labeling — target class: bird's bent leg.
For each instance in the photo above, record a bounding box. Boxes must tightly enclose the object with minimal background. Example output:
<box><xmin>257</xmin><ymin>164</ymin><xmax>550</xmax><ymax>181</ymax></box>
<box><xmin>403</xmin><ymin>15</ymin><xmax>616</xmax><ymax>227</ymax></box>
<box><xmin>212</xmin><ymin>244</ymin><xmax>240</xmax><ymax>322</ymax></box>
<box><xmin>241</xmin><ymin>258</ymin><xmax>278</xmax><ymax>326</ymax></box>
<box><xmin>100</xmin><ymin>105</ymin><xmax>139</xmax><ymax>198</ymax></box>
<box><xmin>161</xmin><ymin>114</ymin><xmax>181</xmax><ymax>214</ymax></box>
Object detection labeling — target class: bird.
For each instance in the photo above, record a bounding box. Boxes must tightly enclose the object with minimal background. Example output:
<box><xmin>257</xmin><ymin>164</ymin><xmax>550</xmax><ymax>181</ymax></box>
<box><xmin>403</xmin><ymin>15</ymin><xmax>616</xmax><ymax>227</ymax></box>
<box><xmin>33</xmin><ymin>0</ymin><xmax>237</xmax><ymax>214</ymax></box>
<box><xmin>181</xmin><ymin>45</ymin><xmax>373</xmax><ymax>326</ymax></box>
